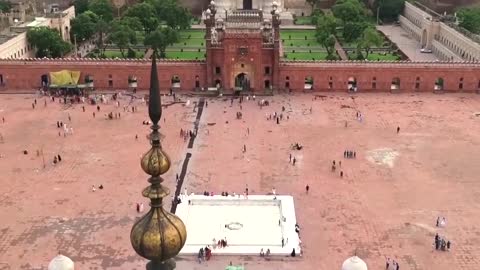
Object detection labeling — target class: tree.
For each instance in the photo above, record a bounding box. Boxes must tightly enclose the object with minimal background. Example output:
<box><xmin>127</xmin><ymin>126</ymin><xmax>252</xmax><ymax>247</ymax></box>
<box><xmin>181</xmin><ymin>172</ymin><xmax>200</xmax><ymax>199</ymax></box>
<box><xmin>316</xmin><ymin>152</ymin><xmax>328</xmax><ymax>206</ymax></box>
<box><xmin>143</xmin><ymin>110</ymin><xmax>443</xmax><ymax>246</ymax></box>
<box><xmin>73</xmin><ymin>0</ymin><xmax>89</xmax><ymax>15</ymax></box>
<box><xmin>332</xmin><ymin>0</ymin><xmax>363</xmax><ymax>27</ymax></box>
<box><xmin>148</xmin><ymin>0</ymin><xmax>191</xmax><ymax>29</ymax></box>
<box><xmin>144</xmin><ymin>26</ymin><xmax>178</xmax><ymax>58</ymax></box>
<box><xmin>27</xmin><ymin>27</ymin><xmax>72</xmax><ymax>58</ymax></box>
<box><xmin>343</xmin><ymin>22</ymin><xmax>368</xmax><ymax>42</ymax></box>
<box><xmin>95</xmin><ymin>18</ymin><xmax>110</xmax><ymax>56</ymax></box>
<box><xmin>315</xmin><ymin>14</ymin><xmax>337</xmax><ymax>58</ymax></box>
<box><xmin>114</xmin><ymin>17</ymin><xmax>143</xmax><ymax>32</ymax></box>
<box><xmin>88</xmin><ymin>0</ymin><xmax>113</xmax><ymax>22</ymax></box>
<box><xmin>457</xmin><ymin>8</ymin><xmax>480</xmax><ymax>34</ymax></box>
<box><xmin>108</xmin><ymin>24</ymin><xmax>137</xmax><ymax>58</ymax></box>
<box><xmin>375</xmin><ymin>0</ymin><xmax>405</xmax><ymax>22</ymax></box>
<box><xmin>360</xmin><ymin>27</ymin><xmax>382</xmax><ymax>59</ymax></box>
<box><xmin>0</xmin><ymin>0</ymin><xmax>11</xmax><ymax>13</ymax></box>
<box><xmin>124</xmin><ymin>2</ymin><xmax>158</xmax><ymax>34</ymax></box>
<box><xmin>70</xmin><ymin>11</ymin><xmax>98</xmax><ymax>41</ymax></box>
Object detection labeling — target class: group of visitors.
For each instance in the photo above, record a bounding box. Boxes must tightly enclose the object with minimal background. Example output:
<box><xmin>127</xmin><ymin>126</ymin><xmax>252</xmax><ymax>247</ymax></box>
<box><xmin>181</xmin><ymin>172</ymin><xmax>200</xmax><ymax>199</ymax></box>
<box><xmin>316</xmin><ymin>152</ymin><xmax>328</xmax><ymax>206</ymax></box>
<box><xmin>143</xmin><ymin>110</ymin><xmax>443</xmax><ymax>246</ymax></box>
<box><xmin>385</xmin><ymin>257</ymin><xmax>400</xmax><ymax>270</ymax></box>
<box><xmin>91</xmin><ymin>184</ymin><xmax>104</xmax><ymax>192</ymax></box>
<box><xmin>344</xmin><ymin>150</ymin><xmax>356</xmax><ymax>159</ymax></box>
<box><xmin>436</xmin><ymin>216</ymin><xmax>447</xmax><ymax>227</ymax></box>
<box><xmin>259</xmin><ymin>248</ymin><xmax>271</xmax><ymax>257</ymax></box>
<box><xmin>197</xmin><ymin>246</ymin><xmax>212</xmax><ymax>263</ymax></box>
<box><xmin>52</xmin><ymin>154</ymin><xmax>62</xmax><ymax>165</ymax></box>
<box><xmin>434</xmin><ymin>233</ymin><xmax>451</xmax><ymax>251</ymax></box>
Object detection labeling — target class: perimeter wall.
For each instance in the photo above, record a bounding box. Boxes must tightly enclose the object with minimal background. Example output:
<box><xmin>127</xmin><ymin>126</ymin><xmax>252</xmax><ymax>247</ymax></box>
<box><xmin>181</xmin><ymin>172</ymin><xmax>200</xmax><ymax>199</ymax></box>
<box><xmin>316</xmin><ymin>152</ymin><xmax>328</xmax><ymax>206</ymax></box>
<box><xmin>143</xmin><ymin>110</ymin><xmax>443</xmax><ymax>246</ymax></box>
<box><xmin>0</xmin><ymin>58</ymin><xmax>480</xmax><ymax>93</ymax></box>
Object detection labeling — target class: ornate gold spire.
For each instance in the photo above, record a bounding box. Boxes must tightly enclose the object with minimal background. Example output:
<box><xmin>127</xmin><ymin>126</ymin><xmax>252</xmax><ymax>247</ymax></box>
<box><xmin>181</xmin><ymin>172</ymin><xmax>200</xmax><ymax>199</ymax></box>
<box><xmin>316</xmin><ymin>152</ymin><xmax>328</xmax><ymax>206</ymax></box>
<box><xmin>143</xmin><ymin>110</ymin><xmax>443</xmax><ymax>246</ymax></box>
<box><xmin>131</xmin><ymin>52</ymin><xmax>187</xmax><ymax>270</ymax></box>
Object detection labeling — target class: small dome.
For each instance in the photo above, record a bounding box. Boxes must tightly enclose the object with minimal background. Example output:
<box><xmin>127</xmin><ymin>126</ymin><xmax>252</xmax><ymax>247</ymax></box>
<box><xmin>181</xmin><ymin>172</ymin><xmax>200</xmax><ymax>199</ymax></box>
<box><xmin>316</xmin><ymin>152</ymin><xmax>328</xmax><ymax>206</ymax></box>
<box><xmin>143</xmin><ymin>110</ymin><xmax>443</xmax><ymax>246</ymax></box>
<box><xmin>206</xmin><ymin>8</ymin><xmax>211</xmax><ymax>15</ymax></box>
<box><xmin>342</xmin><ymin>256</ymin><xmax>368</xmax><ymax>270</ymax></box>
<box><xmin>210</xmin><ymin>0</ymin><xmax>215</xmax><ymax>5</ymax></box>
<box><xmin>275</xmin><ymin>9</ymin><xmax>280</xmax><ymax>14</ymax></box>
<box><xmin>272</xmin><ymin>1</ymin><xmax>278</xmax><ymax>6</ymax></box>
<box><xmin>140</xmin><ymin>147</ymin><xmax>171</xmax><ymax>176</ymax></box>
<box><xmin>48</xmin><ymin>255</ymin><xmax>74</xmax><ymax>270</ymax></box>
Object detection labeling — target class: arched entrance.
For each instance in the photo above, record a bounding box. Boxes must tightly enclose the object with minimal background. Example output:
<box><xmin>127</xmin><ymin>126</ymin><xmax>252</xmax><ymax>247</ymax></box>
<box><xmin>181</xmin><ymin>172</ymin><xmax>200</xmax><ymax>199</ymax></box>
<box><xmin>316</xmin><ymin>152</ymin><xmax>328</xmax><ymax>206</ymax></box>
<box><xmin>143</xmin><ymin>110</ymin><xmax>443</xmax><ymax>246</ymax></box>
<box><xmin>391</xmin><ymin>77</ymin><xmax>400</xmax><ymax>90</ymax></box>
<box><xmin>434</xmin><ymin>77</ymin><xmax>444</xmax><ymax>91</ymax></box>
<box><xmin>421</xmin><ymin>29</ymin><xmax>427</xmax><ymax>48</ymax></box>
<box><xmin>234</xmin><ymin>73</ymin><xmax>250</xmax><ymax>91</ymax></box>
<box><xmin>41</xmin><ymin>74</ymin><xmax>49</xmax><ymax>87</ymax></box>
<box><xmin>347</xmin><ymin>77</ymin><xmax>357</xmax><ymax>92</ymax></box>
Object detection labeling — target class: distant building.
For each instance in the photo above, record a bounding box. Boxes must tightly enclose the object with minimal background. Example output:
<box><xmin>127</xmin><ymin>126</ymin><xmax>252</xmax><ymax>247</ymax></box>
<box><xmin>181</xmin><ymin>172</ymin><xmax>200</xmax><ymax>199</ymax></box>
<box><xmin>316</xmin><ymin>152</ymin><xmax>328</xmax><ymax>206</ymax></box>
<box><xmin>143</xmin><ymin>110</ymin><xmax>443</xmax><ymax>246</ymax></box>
<box><xmin>400</xmin><ymin>1</ymin><xmax>480</xmax><ymax>62</ymax></box>
<box><xmin>417</xmin><ymin>0</ymin><xmax>478</xmax><ymax>14</ymax></box>
<box><xmin>0</xmin><ymin>5</ymin><xmax>75</xmax><ymax>59</ymax></box>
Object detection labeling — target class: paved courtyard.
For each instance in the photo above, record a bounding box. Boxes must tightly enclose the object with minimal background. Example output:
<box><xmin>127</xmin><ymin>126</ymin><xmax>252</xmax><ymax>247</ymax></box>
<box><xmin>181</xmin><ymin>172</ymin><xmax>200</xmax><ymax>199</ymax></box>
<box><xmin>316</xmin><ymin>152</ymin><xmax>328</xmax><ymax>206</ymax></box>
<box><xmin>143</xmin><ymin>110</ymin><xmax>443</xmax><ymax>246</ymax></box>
<box><xmin>1</xmin><ymin>92</ymin><xmax>480</xmax><ymax>270</ymax></box>
<box><xmin>377</xmin><ymin>25</ymin><xmax>439</xmax><ymax>62</ymax></box>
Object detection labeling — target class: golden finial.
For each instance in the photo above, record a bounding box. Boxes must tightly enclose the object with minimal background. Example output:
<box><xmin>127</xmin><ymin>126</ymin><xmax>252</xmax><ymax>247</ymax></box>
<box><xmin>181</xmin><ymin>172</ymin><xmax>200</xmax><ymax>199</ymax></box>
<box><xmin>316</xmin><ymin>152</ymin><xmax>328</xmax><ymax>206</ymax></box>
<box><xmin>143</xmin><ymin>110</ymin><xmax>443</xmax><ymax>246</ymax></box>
<box><xmin>130</xmin><ymin>52</ymin><xmax>187</xmax><ymax>269</ymax></box>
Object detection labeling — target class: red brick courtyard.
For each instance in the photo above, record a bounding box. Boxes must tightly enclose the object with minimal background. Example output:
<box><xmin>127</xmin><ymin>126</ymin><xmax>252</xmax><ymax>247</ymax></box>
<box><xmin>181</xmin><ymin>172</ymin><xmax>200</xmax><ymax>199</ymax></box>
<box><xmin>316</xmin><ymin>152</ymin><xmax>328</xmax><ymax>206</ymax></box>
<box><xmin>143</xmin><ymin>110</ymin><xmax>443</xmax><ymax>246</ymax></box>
<box><xmin>1</xmin><ymin>92</ymin><xmax>480</xmax><ymax>270</ymax></box>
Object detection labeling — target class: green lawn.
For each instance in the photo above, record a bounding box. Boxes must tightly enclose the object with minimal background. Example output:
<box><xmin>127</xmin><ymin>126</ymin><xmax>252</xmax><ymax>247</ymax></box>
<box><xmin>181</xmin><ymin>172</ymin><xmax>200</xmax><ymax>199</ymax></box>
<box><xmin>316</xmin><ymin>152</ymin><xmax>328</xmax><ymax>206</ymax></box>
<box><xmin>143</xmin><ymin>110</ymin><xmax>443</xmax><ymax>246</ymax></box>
<box><xmin>294</xmin><ymin>16</ymin><xmax>314</xmax><ymax>25</ymax></box>
<box><xmin>282</xmin><ymin>39</ymin><xmax>321</xmax><ymax>47</ymax></box>
<box><xmin>103</xmin><ymin>50</ymin><xmax>145</xmax><ymax>59</ymax></box>
<box><xmin>178</xmin><ymin>30</ymin><xmax>205</xmax><ymax>39</ymax></box>
<box><xmin>347</xmin><ymin>52</ymin><xmax>400</xmax><ymax>61</ymax></box>
<box><xmin>171</xmin><ymin>38</ymin><xmax>204</xmax><ymax>47</ymax></box>
<box><xmin>165</xmin><ymin>51</ymin><xmax>205</xmax><ymax>60</ymax></box>
<box><xmin>284</xmin><ymin>51</ymin><xmax>329</xmax><ymax>60</ymax></box>
<box><xmin>280</xmin><ymin>30</ymin><xmax>316</xmax><ymax>40</ymax></box>
<box><xmin>280</xmin><ymin>30</ymin><xmax>320</xmax><ymax>47</ymax></box>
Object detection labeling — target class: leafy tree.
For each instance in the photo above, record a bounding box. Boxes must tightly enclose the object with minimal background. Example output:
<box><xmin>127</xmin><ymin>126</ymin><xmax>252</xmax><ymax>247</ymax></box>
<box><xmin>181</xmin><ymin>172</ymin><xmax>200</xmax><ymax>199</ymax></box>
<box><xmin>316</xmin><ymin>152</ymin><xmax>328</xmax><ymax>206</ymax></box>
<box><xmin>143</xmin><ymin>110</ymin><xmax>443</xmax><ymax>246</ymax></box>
<box><xmin>73</xmin><ymin>0</ymin><xmax>89</xmax><ymax>15</ymax></box>
<box><xmin>144</xmin><ymin>26</ymin><xmax>178</xmax><ymax>58</ymax></box>
<box><xmin>114</xmin><ymin>17</ymin><xmax>143</xmax><ymax>32</ymax></box>
<box><xmin>332</xmin><ymin>0</ymin><xmax>363</xmax><ymax>27</ymax></box>
<box><xmin>315</xmin><ymin>14</ymin><xmax>337</xmax><ymax>57</ymax></box>
<box><xmin>95</xmin><ymin>18</ymin><xmax>110</xmax><ymax>56</ymax></box>
<box><xmin>375</xmin><ymin>0</ymin><xmax>405</xmax><ymax>22</ymax></box>
<box><xmin>27</xmin><ymin>27</ymin><xmax>72</xmax><ymax>58</ymax></box>
<box><xmin>70</xmin><ymin>11</ymin><xmax>98</xmax><ymax>41</ymax></box>
<box><xmin>359</xmin><ymin>27</ymin><xmax>382</xmax><ymax>59</ymax></box>
<box><xmin>343</xmin><ymin>22</ymin><xmax>368</xmax><ymax>42</ymax></box>
<box><xmin>457</xmin><ymin>8</ymin><xmax>480</xmax><ymax>34</ymax></box>
<box><xmin>148</xmin><ymin>0</ymin><xmax>191</xmax><ymax>29</ymax></box>
<box><xmin>124</xmin><ymin>2</ymin><xmax>158</xmax><ymax>34</ymax></box>
<box><xmin>0</xmin><ymin>0</ymin><xmax>11</xmax><ymax>13</ymax></box>
<box><xmin>88</xmin><ymin>0</ymin><xmax>113</xmax><ymax>22</ymax></box>
<box><xmin>108</xmin><ymin>24</ymin><xmax>137</xmax><ymax>58</ymax></box>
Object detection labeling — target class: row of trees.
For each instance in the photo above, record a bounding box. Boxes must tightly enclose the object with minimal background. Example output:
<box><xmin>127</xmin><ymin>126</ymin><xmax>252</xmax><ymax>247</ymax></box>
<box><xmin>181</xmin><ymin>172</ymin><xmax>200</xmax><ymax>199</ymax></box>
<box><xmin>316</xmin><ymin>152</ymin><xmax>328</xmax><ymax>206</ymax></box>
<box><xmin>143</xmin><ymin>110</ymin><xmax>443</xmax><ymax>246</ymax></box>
<box><xmin>315</xmin><ymin>0</ymin><xmax>383</xmax><ymax>60</ymax></box>
<box><xmin>70</xmin><ymin>0</ymin><xmax>190</xmax><ymax>58</ymax></box>
<box><xmin>307</xmin><ymin>0</ymin><xmax>405</xmax><ymax>23</ymax></box>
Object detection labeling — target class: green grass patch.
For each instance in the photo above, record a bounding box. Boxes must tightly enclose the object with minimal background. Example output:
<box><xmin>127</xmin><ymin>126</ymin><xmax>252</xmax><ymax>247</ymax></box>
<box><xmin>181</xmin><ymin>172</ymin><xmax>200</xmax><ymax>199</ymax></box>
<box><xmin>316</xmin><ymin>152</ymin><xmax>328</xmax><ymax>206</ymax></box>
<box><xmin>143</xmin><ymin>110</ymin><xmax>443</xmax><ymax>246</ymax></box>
<box><xmin>165</xmin><ymin>51</ymin><xmax>205</xmax><ymax>60</ymax></box>
<box><xmin>347</xmin><ymin>52</ymin><xmax>400</xmax><ymax>61</ymax></box>
<box><xmin>178</xmin><ymin>30</ymin><xmax>205</xmax><ymax>39</ymax></box>
<box><xmin>282</xmin><ymin>39</ymin><xmax>321</xmax><ymax>47</ymax></box>
<box><xmin>284</xmin><ymin>51</ymin><xmax>329</xmax><ymax>60</ymax></box>
<box><xmin>280</xmin><ymin>30</ymin><xmax>316</xmax><ymax>40</ymax></box>
<box><xmin>294</xmin><ymin>16</ymin><xmax>314</xmax><ymax>25</ymax></box>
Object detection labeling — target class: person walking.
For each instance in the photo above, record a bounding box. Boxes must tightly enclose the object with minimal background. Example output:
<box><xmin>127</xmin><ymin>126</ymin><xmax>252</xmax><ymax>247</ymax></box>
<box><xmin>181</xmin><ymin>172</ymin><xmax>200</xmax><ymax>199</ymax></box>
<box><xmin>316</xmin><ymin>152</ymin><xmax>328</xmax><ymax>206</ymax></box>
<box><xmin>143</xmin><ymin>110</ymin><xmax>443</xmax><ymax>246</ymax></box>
<box><xmin>397</xmin><ymin>126</ymin><xmax>400</xmax><ymax>134</ymax></box>
<box><xmin>305</xmin><ymin>185</ymin><xmax>309</xmax><ymax>194</ymax></box>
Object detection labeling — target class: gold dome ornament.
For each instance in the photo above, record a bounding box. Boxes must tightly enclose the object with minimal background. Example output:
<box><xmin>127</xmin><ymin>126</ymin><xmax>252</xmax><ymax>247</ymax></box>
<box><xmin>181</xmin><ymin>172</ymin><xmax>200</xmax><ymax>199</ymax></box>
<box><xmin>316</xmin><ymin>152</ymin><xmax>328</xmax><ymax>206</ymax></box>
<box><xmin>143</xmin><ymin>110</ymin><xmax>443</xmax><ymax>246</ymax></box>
<box><xmin>131</xmin><ymin>52</ymin><xmax>187</xmax><ymax>270</ymax></box>
<box><xmin>140</xmin><ymin>146</ymin><xmax>171</xmax><ymax>176</ymax></box>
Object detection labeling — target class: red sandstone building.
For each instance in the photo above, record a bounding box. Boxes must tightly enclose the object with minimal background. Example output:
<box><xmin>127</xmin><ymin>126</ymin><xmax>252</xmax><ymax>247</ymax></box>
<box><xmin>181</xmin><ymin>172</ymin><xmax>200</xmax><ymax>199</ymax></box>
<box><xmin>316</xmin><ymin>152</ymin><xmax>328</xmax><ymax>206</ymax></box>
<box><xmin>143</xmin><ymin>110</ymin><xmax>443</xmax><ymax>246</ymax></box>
<box><xmin>1</xmin><ymin>1</ymin><xmax>480</xmax><ymax>93</ymax></box>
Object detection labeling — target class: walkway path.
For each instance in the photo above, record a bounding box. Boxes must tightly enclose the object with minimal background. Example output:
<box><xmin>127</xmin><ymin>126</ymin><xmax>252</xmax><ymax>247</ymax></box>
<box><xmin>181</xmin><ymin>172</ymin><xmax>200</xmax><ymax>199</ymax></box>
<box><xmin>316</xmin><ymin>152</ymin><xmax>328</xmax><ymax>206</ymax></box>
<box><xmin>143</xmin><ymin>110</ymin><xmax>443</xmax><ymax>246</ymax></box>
<box><xmin>377</xmin><ymin>24</ymin><xmax>438</xmax><ymax>61</ymax></box>
<box><xmin>334</xmin><ymin>38</ymin><xmax>348</xmax><ymax>60</ymax></box>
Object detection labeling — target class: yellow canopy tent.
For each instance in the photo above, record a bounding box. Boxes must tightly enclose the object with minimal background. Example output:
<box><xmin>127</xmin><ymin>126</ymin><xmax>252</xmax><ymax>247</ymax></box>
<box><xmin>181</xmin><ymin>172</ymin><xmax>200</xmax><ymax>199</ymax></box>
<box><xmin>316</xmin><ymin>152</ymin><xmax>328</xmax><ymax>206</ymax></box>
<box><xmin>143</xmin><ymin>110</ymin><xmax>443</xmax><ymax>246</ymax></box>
<box><xmin>49</xmin><ymin>70</ymin><xmax>81</xmax><ymax>86</ymax></box>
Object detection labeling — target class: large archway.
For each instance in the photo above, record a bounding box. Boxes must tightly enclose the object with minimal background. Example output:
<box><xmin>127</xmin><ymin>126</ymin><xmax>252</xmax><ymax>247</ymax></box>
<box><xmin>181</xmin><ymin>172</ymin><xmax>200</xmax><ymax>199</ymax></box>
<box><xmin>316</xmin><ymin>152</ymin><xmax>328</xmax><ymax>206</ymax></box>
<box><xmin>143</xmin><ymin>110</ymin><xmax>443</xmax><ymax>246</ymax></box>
<box><xmin>234</xmin><ymin>73</ymin><xmax>250</xmax><ymax>91</ymax></box>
